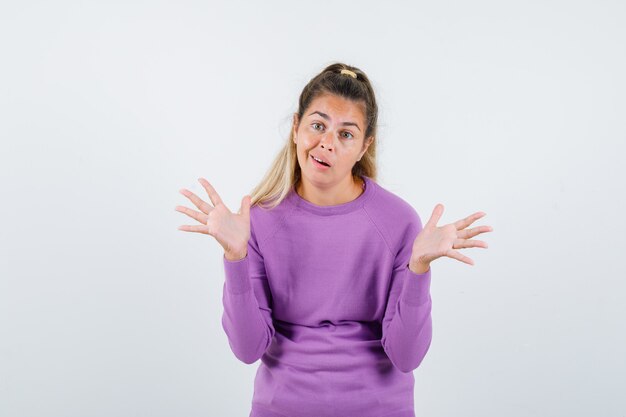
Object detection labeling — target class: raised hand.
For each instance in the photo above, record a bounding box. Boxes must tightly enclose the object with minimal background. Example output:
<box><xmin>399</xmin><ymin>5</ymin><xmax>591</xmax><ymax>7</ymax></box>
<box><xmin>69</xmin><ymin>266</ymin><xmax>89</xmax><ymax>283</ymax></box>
<box><xmin>409</xmin><ymin>204</ymin><xmax>493</xmax><ymax>273</ymax></box>
<box><xmin>175</xmin><ymin>178</ymin><xmax>251</xmax><ymax>261</ymax></box>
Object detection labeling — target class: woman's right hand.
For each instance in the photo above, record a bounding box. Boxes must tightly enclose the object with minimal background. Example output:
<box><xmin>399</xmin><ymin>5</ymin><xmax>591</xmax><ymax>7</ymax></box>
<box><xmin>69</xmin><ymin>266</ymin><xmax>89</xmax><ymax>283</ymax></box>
<box><xmin>175</xmin><ymin>178</ymin><xmax>251</xmax><ymax>261</ymax></box>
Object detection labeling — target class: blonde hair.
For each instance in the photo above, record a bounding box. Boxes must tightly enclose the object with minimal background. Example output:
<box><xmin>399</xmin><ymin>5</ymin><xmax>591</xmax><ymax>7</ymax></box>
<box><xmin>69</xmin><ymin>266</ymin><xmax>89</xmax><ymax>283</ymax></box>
<box><xmin>249</xmin><ymin>62</ymin><xmax>379</xmax><ymax>210</ymax></box>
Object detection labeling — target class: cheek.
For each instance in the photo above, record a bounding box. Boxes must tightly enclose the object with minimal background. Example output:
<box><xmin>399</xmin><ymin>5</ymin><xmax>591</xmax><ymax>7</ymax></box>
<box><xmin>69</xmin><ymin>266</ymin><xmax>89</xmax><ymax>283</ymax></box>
<box><xmin>299</xmin><ymin>137</ymin><xmax>315</xmax><ymax>153</ymax></box>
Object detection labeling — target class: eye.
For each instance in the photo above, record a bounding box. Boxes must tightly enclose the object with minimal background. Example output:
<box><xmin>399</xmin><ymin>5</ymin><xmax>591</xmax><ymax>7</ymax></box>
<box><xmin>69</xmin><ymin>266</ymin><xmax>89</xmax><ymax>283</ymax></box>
<box><xmin>312</xmin><ymin>122</ymin><xmax>324</xmax><ymax>131</ymax></box>
<box><xmin>342</xmin><ymin>131</ymin><xmax>354</xmax><ymax>139</ymax></box>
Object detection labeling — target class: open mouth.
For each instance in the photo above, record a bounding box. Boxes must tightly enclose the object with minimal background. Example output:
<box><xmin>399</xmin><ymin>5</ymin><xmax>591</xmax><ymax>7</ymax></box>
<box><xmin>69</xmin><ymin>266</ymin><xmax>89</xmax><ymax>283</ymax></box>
<box><xmin>311</xmin><ymin>154</ymin><xmax>330</xmax><ymax>167</ymax></box>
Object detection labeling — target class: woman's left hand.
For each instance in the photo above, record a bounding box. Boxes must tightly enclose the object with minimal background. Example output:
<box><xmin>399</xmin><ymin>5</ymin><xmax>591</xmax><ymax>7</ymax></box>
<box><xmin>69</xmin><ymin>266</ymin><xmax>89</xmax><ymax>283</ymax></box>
<box><xmin>409</xmin><ymin>204</ymin><xmax>493</xmax><ymax>273</ymax></box>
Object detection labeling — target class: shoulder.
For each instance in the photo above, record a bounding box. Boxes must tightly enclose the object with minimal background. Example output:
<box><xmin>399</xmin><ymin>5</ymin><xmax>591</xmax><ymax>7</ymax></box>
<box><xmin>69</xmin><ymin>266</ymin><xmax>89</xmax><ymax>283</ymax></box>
<box><xmin>366</xmin><ymin>180</ymin><xmax>421</xmax><ymax>225</ymax></box>
<box><xmin>364</xmin><ymin>180</ymin><xmax>423</xmax><ymax>246</ymax></box>
<box><xmin>249</xmin><ymin>198</ymin><xmax>293</xmax><ymax>244</ymax></box>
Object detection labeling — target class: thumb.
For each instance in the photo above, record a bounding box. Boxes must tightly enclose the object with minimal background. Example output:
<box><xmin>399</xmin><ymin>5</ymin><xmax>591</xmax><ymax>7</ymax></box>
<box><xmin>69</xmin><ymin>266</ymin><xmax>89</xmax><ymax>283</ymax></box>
<box><xmin>425</xmin><ymin>203</ymin><xmax>444</xmax><ymax>229</ymax></box>
<box><xmin>239</xmin><ymin>195</ymin><xmax>252</xmax><ymax>218</ymax></box>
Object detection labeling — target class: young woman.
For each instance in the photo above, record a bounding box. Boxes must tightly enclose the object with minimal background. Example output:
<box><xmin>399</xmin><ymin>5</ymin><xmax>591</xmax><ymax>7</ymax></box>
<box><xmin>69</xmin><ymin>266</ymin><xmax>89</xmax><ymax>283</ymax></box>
<box><xmin>176</xmin><ymin>63</ymin><xmax>492</xmax><ymax>417</ymax></box>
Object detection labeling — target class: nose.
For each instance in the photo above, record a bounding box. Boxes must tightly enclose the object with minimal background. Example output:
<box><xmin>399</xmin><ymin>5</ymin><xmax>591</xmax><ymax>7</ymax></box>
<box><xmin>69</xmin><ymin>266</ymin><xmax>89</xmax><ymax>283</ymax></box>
<box><xmin>320</xmin><ymin>131</ymin><xmax>334</xmax><ymax>151</ymax></box>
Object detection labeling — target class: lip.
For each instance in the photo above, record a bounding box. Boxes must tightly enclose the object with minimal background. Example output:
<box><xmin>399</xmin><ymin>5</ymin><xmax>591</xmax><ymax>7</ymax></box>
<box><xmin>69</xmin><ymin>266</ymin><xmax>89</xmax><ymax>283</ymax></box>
<box><xmin>310</xmin><ymin>154</ymin><xmax>331</xmax><ymax>167</ymax></box>
<box><xmin>310</xmin><ymin>154</ymin><xmax>331</xmax><ymax>169</ymax></box>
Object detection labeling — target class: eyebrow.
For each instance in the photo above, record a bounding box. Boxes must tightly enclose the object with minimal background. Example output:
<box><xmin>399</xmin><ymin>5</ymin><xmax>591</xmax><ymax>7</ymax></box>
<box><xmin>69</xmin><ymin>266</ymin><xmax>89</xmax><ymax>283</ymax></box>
<box><xmin>307</xmin><ymin>111</ymin><xmax>362</xmax><ymax>132</ymax></box>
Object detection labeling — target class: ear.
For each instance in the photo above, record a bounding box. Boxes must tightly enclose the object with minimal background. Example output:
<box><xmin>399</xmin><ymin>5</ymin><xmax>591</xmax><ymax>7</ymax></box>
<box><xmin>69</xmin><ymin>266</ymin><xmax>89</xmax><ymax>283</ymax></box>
<box><xmin>292</xmin><ymin>113</ymin><xmax>300</xmax><ymax>142</ymax></box>
<box><xmin>358</xmin><ymin>136</ymin><xmax>374</xmax><ymax>160</ymax></box>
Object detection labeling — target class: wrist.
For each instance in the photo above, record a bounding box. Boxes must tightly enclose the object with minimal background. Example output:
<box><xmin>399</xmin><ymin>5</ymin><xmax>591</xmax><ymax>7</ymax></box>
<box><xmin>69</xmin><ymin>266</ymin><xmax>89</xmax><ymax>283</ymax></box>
<box><xmin>224</xmin><ymin>250</ymin><xmax>247</xmax><ymax>261</ymax></box>
<box><xmin>408</xmin><ymin>260</ymin><xmax>430</xmax><ymax>274</ymax></box>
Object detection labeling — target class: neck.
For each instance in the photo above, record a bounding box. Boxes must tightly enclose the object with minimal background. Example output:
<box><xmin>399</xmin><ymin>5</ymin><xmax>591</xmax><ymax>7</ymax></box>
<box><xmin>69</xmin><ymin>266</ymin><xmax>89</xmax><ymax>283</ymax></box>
<box><xmin>296</xmin><ymin>175</ymin><xmax>364</xmax><ymax>206</ymax></box>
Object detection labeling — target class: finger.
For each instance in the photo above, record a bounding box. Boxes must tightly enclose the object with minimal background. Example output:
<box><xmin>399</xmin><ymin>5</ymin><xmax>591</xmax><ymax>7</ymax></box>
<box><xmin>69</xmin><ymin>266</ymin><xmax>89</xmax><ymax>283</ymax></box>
<box><xmin>457</xmin><ymin>225</ymin><xmax>494</xmax><ymax>239</ymax></box>
<box><xmin>179</xmin><ymin>188</ymin><xmax>213</xmax><ymax>214</ymax></box>
<box><xmin>445</xmin><ymin>249</ymin><xmax>475</xmax><ymax>265</ymax></box>
<box><xmin>177</xmin><ymin>224</ymin><xmax>209</xmax><ymax>234</ymax></box>
<box><xmin>454</xmin><ymin>211</ymin><xmax>487</xmax><ymax>231</ymax></box>
<box><xmin>238</xmin><ymin>195</ymin><xmax>251</xmax><ymax>218</ymax></box>
<box><xmin>175</xmin><ymin>205</ymin><xmax>208</xmax><ymax>225</ymax></box>
<box><xmin>425</xmin><ymin>203</ymin><xmax>444</xmax><ymax>229</ymax></box>
<box><xmin>198</xmin><ymin>178</ymin><xmax>225</xmax><ymax>208</ymax></box>
<box><xmin>453</xmin><ymin>239</ymin><xmax>488</xmax><ymax>249</ymax></box>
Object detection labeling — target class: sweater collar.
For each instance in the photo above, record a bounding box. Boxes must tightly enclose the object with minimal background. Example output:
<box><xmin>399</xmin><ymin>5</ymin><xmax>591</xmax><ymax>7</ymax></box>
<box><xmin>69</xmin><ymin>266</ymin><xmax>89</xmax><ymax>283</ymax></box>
<box><xmin>286</xmin><ymin>175</ymin><xmax>376</xmax><ymax>216</ymax></box>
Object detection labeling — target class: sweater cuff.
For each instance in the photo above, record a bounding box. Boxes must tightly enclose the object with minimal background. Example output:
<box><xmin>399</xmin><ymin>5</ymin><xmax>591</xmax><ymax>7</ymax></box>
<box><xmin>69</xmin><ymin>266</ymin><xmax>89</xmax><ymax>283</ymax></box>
<box><xmin>401</xmin><ymin>264</ymin><xmax>432</xmax><ymax>306</ymax></box>
<box><xmin>223</xmin><ymin>254</ymin><xmax>252</xmax><ymax>294</ymax></box>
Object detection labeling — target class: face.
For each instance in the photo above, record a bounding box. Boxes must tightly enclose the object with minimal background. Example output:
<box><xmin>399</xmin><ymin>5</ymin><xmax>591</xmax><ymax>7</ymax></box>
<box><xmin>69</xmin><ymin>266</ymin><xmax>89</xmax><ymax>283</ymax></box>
<box><xmin>292</xmin><ymin>93</ymin><xmax>373</xmax><ymax>188</ymax></box>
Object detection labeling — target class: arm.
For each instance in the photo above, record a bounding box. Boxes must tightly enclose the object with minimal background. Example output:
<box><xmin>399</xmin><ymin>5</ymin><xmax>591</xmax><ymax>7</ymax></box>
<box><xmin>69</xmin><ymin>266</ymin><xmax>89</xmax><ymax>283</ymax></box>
<box><xmin>381</xmin><ymin>212</ymin><xmax>433</xmax><ymax>373</ymax></box>
<box><xmin>221</xmin><ymin>223</ymin><xmax>275</xmax><ymax>364</ymax></box>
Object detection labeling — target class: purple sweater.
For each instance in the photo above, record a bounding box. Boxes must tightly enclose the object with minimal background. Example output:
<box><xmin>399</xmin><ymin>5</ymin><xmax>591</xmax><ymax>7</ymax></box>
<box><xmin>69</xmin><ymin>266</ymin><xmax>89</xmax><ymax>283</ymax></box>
<box><xmin>221</xmin><ymin>175</ymin><xmax>432</xmax><ymax>417</ymax></box>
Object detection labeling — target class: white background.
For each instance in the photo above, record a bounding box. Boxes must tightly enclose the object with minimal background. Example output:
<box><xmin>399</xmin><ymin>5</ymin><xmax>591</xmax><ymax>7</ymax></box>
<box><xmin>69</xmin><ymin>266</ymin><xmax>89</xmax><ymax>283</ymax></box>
<box><xmin>1</xmin><ymin>1</ymin><xmax>624</xmax><ymax>416</ymax></box>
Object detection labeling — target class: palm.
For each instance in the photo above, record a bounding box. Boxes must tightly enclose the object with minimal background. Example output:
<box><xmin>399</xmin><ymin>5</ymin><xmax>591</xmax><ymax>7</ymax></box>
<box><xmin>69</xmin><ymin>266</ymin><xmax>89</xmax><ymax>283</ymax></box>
<box><xmin>208</xmin><ymin>202</ymin><xmax>250</xmax><ymax>254</ymax></box>
<box><xmin>175</xmin><ymin>178</ymin><xmax>251</xmax><ymax>256</ymax></box>
<box><xmin>411</xmin><ymin>204</ymin><xmax>493</xmax><ymax>267</ymax></box>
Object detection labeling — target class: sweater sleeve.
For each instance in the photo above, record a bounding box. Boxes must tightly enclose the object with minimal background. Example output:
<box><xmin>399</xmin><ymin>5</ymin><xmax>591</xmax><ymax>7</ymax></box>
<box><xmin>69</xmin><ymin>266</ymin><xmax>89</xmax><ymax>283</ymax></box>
<box><xmin>221</xmin><ymin>222</ymin><xmax>275</xmax><ymax>364</ymax></box>
<box><xmin>380</xmin><ymin>210</ymin><xmax>433</xmax><ymax>373</ymax></box>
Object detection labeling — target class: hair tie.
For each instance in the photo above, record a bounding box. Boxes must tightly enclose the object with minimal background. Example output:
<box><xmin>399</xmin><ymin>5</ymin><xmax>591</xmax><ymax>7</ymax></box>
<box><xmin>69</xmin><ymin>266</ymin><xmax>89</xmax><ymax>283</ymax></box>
<box><xmin>340</xmin><ymin>69</ymin><xmax>357</xmax><ymax>79</ymax></box>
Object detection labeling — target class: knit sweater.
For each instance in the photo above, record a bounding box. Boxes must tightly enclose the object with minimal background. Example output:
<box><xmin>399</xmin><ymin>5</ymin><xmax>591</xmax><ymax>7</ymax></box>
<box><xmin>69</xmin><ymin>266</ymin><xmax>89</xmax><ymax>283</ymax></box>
<box><xmin>221</xmin><ymin>175</ymin><xmax>433</xmax><ymax>417</ymax></box>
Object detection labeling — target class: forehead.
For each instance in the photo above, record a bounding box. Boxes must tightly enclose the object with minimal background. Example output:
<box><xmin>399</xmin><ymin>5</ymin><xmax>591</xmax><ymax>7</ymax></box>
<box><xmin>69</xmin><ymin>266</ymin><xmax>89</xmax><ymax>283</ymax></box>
<box><xmin>306</xmin><ymin>93</ymin><xmax>366</xmax><ymax>122</ymax></box>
